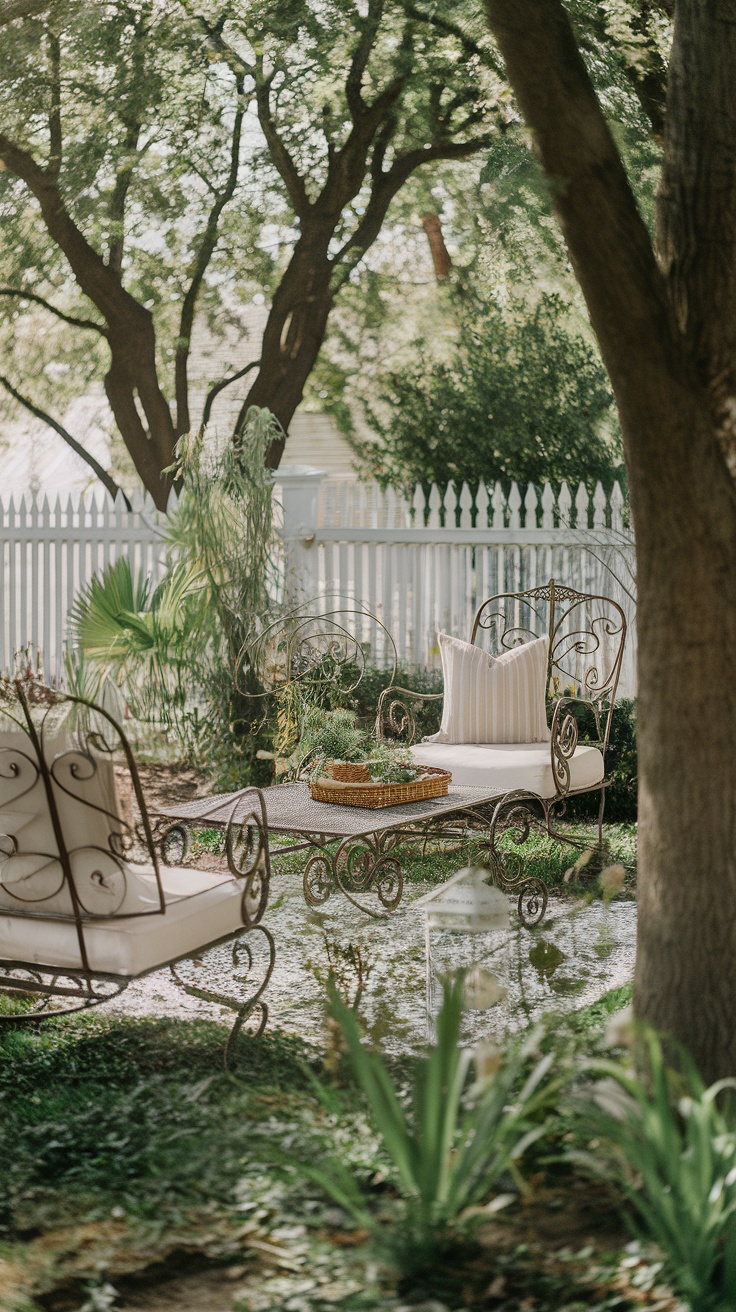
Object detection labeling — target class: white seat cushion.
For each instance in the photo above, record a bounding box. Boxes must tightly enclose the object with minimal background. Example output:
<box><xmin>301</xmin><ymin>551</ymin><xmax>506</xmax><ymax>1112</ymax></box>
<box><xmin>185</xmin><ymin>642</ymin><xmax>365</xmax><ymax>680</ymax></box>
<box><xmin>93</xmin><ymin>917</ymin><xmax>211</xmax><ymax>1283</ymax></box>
<box><xmin>0</xmin><ymin>864</ymin><xmax>248</xmax><ymax>977</ymax></box>
<box><xmin>409</xmin><ymin>741</ymin><xmax>604</xmax><ymax>799</ymax></box>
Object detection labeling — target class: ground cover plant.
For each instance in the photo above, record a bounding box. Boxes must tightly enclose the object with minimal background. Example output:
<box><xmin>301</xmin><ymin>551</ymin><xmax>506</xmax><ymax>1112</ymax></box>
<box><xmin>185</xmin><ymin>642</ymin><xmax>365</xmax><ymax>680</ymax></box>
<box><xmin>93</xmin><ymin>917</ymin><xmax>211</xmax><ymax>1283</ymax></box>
<box><xmin>303</xmin><ymin>978</ymin><xmax>564</xmax><ymax>1281</ymax></box>
<box><xmin>577</xmin><ymin>1029</ymin><xmax>736</xmax><ymax>1312</ymax></box>
<box><xmin>0</xmin><ymin>982</ymin><xmax>687</xmax><ymax>1312</ymax></box>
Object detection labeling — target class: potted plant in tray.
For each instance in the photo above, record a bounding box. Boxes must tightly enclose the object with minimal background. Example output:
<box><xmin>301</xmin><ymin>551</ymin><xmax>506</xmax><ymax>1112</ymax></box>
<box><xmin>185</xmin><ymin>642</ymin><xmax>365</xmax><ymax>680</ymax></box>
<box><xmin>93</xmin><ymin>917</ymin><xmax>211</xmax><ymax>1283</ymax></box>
<box><xmin>298</xmin><ymin>708</ymin><xmax>450</xmax><ymax>807</ymax></box>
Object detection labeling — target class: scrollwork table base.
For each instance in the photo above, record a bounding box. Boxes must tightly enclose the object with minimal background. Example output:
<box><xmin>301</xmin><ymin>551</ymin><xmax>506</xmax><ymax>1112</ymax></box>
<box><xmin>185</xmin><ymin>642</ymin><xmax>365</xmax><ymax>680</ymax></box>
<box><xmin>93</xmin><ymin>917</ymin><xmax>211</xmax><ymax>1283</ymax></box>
<box><xmin>158</xmin><ymin>781</ymin><xmax>553</xmax><ymax>925</ymax></box>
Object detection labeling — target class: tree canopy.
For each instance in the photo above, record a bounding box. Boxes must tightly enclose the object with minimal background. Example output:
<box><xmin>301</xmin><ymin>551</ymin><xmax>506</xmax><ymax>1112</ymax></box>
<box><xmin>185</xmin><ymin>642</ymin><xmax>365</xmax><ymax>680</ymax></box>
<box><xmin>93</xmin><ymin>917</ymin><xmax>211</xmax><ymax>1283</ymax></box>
<box><xmin>0</xmin><ymin>0</ymin><xmax>503</xmax><ymax>501</ymax></box>
<box><xmin>356</xmin><ymin>293</ymin><xmax>623</xmax><ymax>491</ymax></box>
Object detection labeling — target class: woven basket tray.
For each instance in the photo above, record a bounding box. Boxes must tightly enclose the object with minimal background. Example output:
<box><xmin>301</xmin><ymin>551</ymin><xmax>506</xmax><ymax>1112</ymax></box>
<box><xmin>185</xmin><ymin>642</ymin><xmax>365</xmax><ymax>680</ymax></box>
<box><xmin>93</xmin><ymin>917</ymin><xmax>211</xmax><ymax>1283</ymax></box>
<box><xmin>310</xmin><ymin>766</ymin><xmax>451</xmax><ymax>809</ymax></box>
<box><xmin>327</xmin><ymin>761</ymin><xmax>372</xmax><ymax>783</ymax></box>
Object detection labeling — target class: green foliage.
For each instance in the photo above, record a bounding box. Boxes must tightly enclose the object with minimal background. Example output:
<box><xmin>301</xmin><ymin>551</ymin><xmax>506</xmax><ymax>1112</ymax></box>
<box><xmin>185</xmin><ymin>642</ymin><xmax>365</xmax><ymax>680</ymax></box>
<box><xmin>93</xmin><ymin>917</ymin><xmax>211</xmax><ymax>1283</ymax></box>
<box><xmin>303</xmin><ymin>978</ymin><xmax>561</xmax><ymax>1277</ymax></box>
<box><xmin>299</xmin><ymin>707</ymin><xmax>424</xmax><ymax>783</ymax></box>
<box><xmin>299</xmin><ymin>706</ymin><xmax>371</xmax><ymax>767</ymax></box>
<box><xmin>68</xmin><ymin>556</ymin><xmax>205</xmax><ymax>740</ymax></box>
<box><xmin>579</xmin><ymin>1030</ymin><xmax>736</xmax><ymax>1312</ymax></box>
<box><xmin>0</xmin><ymin>1015</ymin><xmax>315</xmax><ymax>1233</ymax></box>
<box><xmin>357</xmin><ymin>294</ymin><xmax>624</xmax><ymax>493</ymax></box>
<box><xmin>342</xmin><ymin>661</ymin><xmax>445</xmax><ymax>740</ymax></box>
<box><xmin>69</xmin><ymin>408</ymin><xmax>280</xmax><ymax>786</ymax></box>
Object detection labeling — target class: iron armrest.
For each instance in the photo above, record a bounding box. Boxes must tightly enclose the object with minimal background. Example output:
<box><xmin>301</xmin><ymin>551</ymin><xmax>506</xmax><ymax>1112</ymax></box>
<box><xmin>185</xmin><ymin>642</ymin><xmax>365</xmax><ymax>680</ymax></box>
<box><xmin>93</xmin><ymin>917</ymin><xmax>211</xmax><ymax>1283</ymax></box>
<box><xmin>549</xmin><ymin>693</ymin><xmax>609</xmax><ymax>797</ymax></box>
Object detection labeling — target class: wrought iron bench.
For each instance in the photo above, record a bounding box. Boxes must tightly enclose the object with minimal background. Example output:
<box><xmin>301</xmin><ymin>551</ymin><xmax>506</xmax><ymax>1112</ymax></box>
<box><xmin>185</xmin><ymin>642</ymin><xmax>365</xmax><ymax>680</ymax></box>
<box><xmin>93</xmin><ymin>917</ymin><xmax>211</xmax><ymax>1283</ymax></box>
<box><xmin>375</xmin><ymin>580</ymin><xmax>627</xmax><ymax>919</ymax></box>
<box><xmin>0</xmin><ymin>680</ymin><xmax>274</xmax><ymax>1066</ymax></box>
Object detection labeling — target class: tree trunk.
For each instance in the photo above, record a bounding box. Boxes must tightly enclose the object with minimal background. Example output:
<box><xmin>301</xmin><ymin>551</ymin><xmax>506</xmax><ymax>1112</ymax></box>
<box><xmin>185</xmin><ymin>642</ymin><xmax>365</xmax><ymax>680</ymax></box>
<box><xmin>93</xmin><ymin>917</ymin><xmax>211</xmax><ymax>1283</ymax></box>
<box><xmin>421</xmin><ymin>212</ymin><xmax>453</xmax><ymax>279</ymax></box>
<box><xmin>484</xmin><ymin>0</ymin><xmax>736</xmax><ymax>1078</ymax></box>
<box><xmin>236</xmin><ymin>235</ymin><xmax>334</xmax><ymax>467</ymax></box>
<box><xmin>104</xmin><ymin>317</ymin><xmax>177</xmax><ymax>511</ymax></box>
<box><xmin>625</xmin><ymin>380</ymin><xmax>736</xmax><ymax>1084</ymax></box>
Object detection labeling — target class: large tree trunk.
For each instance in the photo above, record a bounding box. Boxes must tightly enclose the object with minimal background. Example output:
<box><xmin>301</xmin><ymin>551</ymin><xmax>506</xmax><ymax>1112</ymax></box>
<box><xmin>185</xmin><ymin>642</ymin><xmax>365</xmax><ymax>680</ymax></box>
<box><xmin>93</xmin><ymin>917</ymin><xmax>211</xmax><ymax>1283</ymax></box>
<box><xmin>633</xmin><ymin>398</ymin><xmax>736</xmax><ymax>1082</ymax></box>
<box><xmin>484</xmin><ymin>0</ymin><xmax>736</xmax><ymax>1078</ymax></box>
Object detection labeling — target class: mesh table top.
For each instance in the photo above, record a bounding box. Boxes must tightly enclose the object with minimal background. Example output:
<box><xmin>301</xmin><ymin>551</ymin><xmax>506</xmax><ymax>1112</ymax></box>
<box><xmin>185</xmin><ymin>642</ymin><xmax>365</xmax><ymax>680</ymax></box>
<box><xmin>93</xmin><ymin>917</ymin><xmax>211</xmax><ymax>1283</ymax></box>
<box><xmin>159</xmin><ymin>781</ymin><xmax>505</xmax><ymax>839</ymax></box>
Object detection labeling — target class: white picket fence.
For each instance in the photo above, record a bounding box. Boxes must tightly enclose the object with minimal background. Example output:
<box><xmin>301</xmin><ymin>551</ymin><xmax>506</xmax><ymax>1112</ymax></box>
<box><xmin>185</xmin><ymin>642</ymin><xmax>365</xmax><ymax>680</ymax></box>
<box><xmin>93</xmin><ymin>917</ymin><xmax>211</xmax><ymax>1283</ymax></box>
<box><xmin>299</xmin><ymin>476</ymin><xmax>636</xmax><ymax>695</ymax></box>
<box><xmin>0</xmin><ymin>473</ymin><xmax>637</xmax><ymax>695</ymax></box>
<box><xmin>0</xmin><ymin>491</ymin><xmax>171</xmax><ymax>680</ymax></box>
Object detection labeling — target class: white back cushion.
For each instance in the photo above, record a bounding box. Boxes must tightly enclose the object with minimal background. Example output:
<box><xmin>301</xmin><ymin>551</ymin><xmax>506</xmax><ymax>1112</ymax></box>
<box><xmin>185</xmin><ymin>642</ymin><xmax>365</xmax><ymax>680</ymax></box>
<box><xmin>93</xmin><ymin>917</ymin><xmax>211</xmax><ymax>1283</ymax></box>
<box><xmin>432</xmin><ymin>633</ymin><xmax>549</xmax><ymax>744</ymax></box>
<box><xmin>0</xmin><ymin>731</ymin><xmax>155</xmax><ymax>918</ymax></box>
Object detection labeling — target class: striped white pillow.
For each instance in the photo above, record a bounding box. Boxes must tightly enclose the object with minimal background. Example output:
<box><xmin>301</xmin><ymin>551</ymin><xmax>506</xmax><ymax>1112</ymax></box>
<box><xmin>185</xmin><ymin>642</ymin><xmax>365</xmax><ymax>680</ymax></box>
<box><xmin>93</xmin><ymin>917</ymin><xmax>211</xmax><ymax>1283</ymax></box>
<box><xmin>432</xmin><ymin>633</ymin><xmax>550</xmax><ymax>744</ymax></box>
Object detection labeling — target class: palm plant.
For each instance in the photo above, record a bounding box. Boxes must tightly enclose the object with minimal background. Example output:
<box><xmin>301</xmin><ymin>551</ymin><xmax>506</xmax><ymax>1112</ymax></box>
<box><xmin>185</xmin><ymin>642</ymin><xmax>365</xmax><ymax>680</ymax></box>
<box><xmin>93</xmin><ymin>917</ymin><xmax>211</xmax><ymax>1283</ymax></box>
<box><xmin>68</xmin><ymin>556</ymin><xmax>207</xmax><ymax>755</ymax></box>
<box><xmin>68</xmin><ymin>408</ymin><xmax>281</xmax><ymax>781</ymax></box>
<box><xmin>578</xmin><ymin>1029</ymin><xmax>736</xmax><ymax>1312</ymax></box>
<box><xmin>304</xmin><ymin>977</ymin><xmax>561</xmax><ymax>1277</ymax></box>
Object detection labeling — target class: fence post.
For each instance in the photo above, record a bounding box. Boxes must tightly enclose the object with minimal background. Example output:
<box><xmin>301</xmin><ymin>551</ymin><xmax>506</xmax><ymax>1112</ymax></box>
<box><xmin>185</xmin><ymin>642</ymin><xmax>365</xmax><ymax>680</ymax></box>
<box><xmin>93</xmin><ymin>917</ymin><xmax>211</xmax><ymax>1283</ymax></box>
<box><xmin>275</xmin><ymin>466</ymin><xmax>326</xmax><ymax>605</ymax></box>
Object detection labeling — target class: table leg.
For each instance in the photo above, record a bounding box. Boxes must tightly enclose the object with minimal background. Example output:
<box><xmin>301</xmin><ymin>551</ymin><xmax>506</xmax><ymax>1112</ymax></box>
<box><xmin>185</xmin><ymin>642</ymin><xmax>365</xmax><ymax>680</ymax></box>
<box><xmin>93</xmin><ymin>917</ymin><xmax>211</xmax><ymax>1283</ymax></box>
<box><xmin>301</xmin><ymin>831</ymin><xmax>404</xmax><ymax>918</ymax></box>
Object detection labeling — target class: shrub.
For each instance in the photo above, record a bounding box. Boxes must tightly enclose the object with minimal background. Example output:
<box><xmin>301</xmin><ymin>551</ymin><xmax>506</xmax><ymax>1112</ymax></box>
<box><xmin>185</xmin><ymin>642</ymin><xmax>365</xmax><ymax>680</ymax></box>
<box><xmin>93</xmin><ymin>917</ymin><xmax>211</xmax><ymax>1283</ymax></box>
<box><xmin>562</xmin><ymin>698</ymin><xmax>637</xmax><ymax>824</ymax></box>
<box><xmin>354</xmin><ymin>293</ymin><xmax>624</xmax><ymax>494</ymax></box>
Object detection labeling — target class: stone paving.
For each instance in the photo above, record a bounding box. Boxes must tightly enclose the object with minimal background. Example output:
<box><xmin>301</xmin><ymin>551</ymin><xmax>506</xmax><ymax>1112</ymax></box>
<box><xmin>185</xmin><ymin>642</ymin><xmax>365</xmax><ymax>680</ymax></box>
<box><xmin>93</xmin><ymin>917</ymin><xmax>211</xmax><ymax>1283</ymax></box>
<box><xmin>103</xmin><ymin>871</ymin><xmax>636</xmax><ymax>1054</ymax></box>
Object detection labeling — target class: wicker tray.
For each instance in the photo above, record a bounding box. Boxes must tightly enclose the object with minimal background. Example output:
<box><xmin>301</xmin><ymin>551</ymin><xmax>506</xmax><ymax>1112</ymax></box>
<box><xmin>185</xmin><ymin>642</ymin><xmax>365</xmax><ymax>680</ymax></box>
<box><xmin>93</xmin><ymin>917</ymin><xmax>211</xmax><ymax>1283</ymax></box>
<box><xmin>310</xmin><ymin>766</ymin><xmax>451</xmax><ymax>809</ymax></box>
<box><xmin>327</xmin><ymin>761</ymin><xmax>372</xmax><ymax>783</ymax></box>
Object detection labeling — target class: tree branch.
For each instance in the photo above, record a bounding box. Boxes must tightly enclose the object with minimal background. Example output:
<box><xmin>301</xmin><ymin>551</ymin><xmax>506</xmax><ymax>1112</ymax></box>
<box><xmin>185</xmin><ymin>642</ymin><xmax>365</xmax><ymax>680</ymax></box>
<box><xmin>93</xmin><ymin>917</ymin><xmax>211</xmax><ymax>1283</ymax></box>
<box><xmin>202</xmin><ymin>358</ymin><xmax>260</xmax><ymax>429</ymax></box>
<box><xmin>0</xmin><ymin>287</ymin><xmax>108</xmax><ymax>335</ymax></box>
<box><xmin>0</xmin><ymin>132</ymin><xmax>141</xmax><ymax>323</ymax></box>
<box><xmin>484</xmin><ymin>0</ymin><xmax>676</xmax><ymax>463</ymax></box>
<box><xmin>331</xmin><ymin>133</ymin><xmax>497</xmax><ymax>276</ymax></box>
<box><xmin>107</xmin><ymin>119</ymin><xmax>141</xmax><ymax>274</ymax></box>
<box><xmin>255</xmin><ymin>66</ymin><xmax>310</xmax><ymax>219</ymax></box>
<box><xmin>107</xmin><ymin>17</ymin><xmax>147</xmax><ymax>275</ymax></box>
<box><xmin>175</xmin><ymin>72</ymin><xmax>246</xmax><ymax>435</ymax></box>
<box><xmin>46</xmin><ymin>27</ymin><xmax>62</xmax><ymax>177</ymax></box>
<box><xmin>402</xmin><ymin>1</ymin><xmax>502</xmax><ymax>70</ymax></box>
<box><xmin>0</xmin><ymin>374</ymin><xmax>132</xmax><ymax>508</ymax></box>
<box><xmin>346</xmin><ymin>0</ymin><xmax>385</xmax><ymax>117</ymax></box>
<box><xmin>197</xmin><ymin>16</ymin><xmax>254</xmax><ymax>79</ymax></box>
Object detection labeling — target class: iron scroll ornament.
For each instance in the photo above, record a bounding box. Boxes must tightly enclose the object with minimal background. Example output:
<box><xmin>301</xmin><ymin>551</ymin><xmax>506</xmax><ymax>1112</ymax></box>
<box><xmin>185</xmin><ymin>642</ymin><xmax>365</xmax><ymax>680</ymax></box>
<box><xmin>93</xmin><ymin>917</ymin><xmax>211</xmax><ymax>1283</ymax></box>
<box><xmin>470</xmin><ymin>580</ymin><xmax>627</xmax><ymax>716</ymax></box>
<box><xmin>238</xmin><ymin>599</ymin><xmax>399</xmax><ymax>700</ymax></box>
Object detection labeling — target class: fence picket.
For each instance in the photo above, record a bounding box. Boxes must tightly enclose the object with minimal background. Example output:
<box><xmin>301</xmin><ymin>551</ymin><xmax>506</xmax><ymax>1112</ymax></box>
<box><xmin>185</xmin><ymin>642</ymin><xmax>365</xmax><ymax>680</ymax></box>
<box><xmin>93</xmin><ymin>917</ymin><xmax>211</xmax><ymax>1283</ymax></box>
<box><xmin>575</xmin><ymin>482</ymin><xmax>590</xmax><ymax>529</ymax></box>
<box><xmin>524</xmin><ymin>484</ymin><xmax>538</xmax><ymax>530</ymax></box>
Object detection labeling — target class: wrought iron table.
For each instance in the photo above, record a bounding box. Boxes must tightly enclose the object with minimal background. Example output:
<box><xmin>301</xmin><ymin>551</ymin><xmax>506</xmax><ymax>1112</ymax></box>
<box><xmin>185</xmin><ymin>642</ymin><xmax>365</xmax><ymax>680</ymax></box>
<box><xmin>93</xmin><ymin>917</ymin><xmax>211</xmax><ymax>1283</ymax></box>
<box><xmin>158</xmin><ymin>780</ymin><xmax>547</xmax><ymax>923</ymax></box>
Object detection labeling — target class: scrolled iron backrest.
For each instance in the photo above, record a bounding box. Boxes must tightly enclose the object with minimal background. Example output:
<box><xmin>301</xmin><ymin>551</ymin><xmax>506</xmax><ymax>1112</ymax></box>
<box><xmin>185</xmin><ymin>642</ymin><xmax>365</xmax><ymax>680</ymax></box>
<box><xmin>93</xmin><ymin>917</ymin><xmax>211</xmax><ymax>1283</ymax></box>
<box><xmin>470</xmin><ymin>579</ymin><xmax>627</xmax><ymax>753</ymax></box>
<box><xmin>0</xmin><ymin>681</ymin><xmax>164</xmax><ymax>976</ymax></box>
<box><xmin>241</xmin><ymin>600</ymin><xmax>399</xmax><ymax>700</ymax></box>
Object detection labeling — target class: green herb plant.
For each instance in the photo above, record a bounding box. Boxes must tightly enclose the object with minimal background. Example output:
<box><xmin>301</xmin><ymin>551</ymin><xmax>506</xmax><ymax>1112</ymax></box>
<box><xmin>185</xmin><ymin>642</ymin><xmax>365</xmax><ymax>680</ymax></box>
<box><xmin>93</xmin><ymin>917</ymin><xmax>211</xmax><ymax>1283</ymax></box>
<box><xmin>577</xmin><ymin>1028</ymin><xmax>736</xmax><ymax>1312</ymax></box>
<box><xmin>299</xmin><ymin>707</ymin><xmax>425</xmax><ymax>784</ymax></box>
<box><xmin>303</xmin><ymin>977</ymin><xmax>561</xmax><ymax>1279</ymax></box>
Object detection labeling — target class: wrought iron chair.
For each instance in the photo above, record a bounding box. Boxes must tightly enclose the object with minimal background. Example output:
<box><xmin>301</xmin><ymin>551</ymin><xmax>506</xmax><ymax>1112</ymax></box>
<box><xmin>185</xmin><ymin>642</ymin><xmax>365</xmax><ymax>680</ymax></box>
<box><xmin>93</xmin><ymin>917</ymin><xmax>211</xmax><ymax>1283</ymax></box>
<box><xmin>375</xmin><ymin>580</ymin><xmax>627</xmax><ymax>923</ymax></box>
<box><xmin>0</xmin><ymin>680</ymin><xmax>274</xmax><ymax>1066</ymax></box>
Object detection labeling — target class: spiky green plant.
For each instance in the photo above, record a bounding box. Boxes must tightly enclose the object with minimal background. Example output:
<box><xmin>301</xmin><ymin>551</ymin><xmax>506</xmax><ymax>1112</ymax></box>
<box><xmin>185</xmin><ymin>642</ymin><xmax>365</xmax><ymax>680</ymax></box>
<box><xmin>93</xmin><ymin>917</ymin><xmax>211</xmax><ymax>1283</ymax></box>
<box><xmin>303</xmin><ymin>977</ymin><xmax>561</xmax><ymax>1277</ymax></box>
<box><xmin>578</xmin><ymin>1029</ymin><xmax>736</xmax><ymax>1312</ymax></box>
<box><xmin>68</xmin><ymin>408</ymin><xmax>281</xmax><ymax>781</ymax></box>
